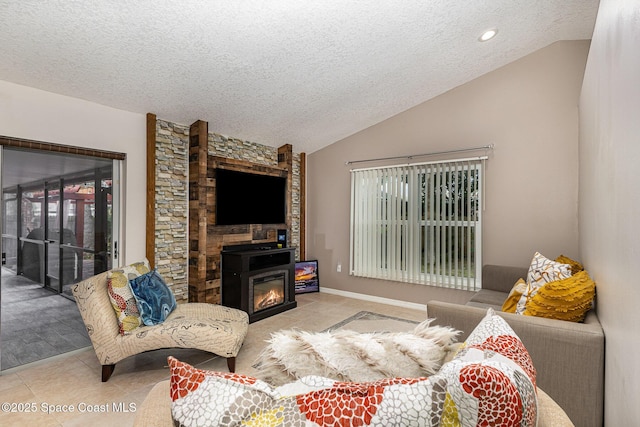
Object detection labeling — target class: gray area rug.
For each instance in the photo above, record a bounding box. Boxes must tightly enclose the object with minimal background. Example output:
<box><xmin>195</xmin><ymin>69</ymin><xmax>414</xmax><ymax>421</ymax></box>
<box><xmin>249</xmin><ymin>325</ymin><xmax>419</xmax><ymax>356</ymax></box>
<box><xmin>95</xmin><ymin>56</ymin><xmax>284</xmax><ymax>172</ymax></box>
<box><xmin>322</xmin><ymin>310</ymin><xmax>419</xmax><ymax>333</ymax></box>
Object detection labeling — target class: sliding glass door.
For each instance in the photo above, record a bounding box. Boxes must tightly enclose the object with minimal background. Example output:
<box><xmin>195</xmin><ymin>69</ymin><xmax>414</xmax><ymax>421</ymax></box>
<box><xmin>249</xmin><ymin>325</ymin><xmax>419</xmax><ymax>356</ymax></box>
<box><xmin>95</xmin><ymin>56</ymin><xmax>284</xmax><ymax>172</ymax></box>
<box><xmin>42</xmin><ymin>171</ymin><xmax>117</xmax><ymax>296</ymax></box>
<box><xmin>1</xmin><ymin>148</ymin><xmax>121</xmax><ymax>297</ymax></box>
<box><xmin>0</xmin><ymin>144</ymin><xmax>124</xmax><ymax>370</ymax></box>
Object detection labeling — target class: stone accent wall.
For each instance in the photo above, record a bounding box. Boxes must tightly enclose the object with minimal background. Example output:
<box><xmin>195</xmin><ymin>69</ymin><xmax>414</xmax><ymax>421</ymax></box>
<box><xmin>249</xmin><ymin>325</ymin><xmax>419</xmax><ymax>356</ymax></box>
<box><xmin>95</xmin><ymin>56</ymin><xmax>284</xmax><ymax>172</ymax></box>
<box><xmin>291</xmin><ymin>152</ymin><xmax>301</xmax><ymax>257</ymax></box>
<box><xmin>154</xmin><ymin>120</ymin><xmax>189</xmax><ymax>302</ymax></box>
<box><xmin>154</xmin><ymin>121</ymin><xmax>302</xmax><ymax>302</ymax></box>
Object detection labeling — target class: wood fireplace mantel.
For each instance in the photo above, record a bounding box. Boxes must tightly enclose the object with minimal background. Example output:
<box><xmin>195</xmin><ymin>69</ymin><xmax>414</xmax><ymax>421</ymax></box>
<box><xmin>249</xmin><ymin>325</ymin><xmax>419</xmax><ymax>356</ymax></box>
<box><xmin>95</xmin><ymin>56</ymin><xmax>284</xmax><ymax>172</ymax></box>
<box><xmin>187</xmin><ymin>119</ymin><xmax>295</xmax><ymax>304</ymax></box>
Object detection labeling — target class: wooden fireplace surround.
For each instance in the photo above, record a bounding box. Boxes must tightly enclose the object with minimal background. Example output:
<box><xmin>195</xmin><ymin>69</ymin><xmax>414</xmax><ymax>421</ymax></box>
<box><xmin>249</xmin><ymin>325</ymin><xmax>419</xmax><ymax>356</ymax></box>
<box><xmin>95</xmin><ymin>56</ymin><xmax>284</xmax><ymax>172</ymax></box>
<box><xmin>187</xmin><ymin>120</ymin><xmax>294</xmax><ymax>304</ymax></box>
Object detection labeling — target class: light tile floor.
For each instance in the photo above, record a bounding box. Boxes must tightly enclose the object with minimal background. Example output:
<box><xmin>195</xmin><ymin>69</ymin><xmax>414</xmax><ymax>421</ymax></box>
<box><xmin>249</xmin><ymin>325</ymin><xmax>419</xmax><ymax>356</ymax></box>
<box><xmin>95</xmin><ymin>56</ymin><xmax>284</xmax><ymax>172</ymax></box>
<box><xmin>0</xmin><ymin>292</ymin><xmax>426</xmax><ymax>427</ymax></box>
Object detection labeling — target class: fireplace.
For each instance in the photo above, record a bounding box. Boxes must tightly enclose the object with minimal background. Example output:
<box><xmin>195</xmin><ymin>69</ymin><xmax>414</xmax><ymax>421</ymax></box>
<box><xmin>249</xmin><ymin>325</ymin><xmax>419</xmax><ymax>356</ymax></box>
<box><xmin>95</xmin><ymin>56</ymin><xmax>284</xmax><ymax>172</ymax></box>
<box><xmin>251</xmin><ymin>271</ymin><xmax>286</xmax><ymax>313</ymax></box>
<box><xmin>221</xmin><ymin>244</ymin><xmax>297</xmax><ymax>323</ymax></box>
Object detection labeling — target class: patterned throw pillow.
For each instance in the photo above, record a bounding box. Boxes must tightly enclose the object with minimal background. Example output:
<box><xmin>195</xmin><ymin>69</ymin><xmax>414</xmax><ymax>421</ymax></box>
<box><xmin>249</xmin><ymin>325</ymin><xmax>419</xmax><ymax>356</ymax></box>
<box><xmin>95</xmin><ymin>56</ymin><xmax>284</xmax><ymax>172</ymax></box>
<box><xmin>438</xmin><ymin>308</ymin><xmax>538</xmax><ymax>427</ymax></box>
<box><xmin>524</xmin><ymin>270</ymin><xmax>596</xmax><ymax>322</ymax></box>
<box><xmin>516</xmin><ymin>252</ymin><xmax>572</xmax><ymax>314</ymax></box>
<box><xmin>168</xmin><ymin>356</ymin><xmax>447</xmax><ymax>427</ymax></box>
<box><xmin>107</xmin><ymin>260</ymin><xmax>150</xmax><ymax>335</ymax></box>
<box><xmin>501</xmin><ymin>278</ymin><xmax>527</xmax><ymax>313</ymax></box>
<box><xmin>555</xmin><ymin>254</ymin><xmax>584</xmax><ymax>275</ymax></box>
<box><xmin>129</xmin><ymin>269</ymin><xmax>177</xmax><ymax>326</ymax></box>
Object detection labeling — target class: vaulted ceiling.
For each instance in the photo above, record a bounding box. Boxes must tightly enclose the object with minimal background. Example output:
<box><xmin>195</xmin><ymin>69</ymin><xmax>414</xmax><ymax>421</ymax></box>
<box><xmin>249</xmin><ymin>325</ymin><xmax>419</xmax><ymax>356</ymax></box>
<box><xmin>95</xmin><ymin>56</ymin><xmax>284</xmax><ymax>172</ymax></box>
<box><xmin>0</xmin><ymin>1</ymin><xmax>599</xmax><ymax>153</ymax></box>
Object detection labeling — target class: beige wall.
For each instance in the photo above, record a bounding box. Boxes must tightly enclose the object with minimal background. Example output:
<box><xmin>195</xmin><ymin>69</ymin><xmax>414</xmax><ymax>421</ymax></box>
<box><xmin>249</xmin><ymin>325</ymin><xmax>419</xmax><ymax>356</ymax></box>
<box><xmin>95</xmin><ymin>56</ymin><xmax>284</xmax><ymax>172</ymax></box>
<box><xmin>307</xmin><ymin>40</ymin><xmax>589</xmax><ymax>305</ymax></box>
<box><xmin>0</xmin><ymin>79</ymin><xmax>147</xmax><ymax>264</ymax></box>
<box><xmin>579</xmin><ymin>0</ymin><xmax>640</xmax><ymax>424</ymax></box>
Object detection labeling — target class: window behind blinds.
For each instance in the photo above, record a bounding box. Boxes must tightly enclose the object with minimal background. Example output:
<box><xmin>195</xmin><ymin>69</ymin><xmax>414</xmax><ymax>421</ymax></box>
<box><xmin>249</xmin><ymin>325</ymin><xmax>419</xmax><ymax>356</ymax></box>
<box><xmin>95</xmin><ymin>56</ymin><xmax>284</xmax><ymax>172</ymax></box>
<box><xmin>349</xmin><ymin>157</ymin><xmax>484</xmax><ymax>291</ymax></box>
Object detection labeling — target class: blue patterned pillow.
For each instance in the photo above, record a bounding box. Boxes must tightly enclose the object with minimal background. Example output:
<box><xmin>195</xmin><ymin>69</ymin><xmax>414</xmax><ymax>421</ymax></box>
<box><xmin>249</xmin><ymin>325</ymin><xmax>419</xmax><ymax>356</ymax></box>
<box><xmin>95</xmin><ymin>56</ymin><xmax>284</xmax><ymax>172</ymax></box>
<box><xmin>129</xmin><ymin>269</ymin><xmax>177</xmax><ymax>326</ymax></box>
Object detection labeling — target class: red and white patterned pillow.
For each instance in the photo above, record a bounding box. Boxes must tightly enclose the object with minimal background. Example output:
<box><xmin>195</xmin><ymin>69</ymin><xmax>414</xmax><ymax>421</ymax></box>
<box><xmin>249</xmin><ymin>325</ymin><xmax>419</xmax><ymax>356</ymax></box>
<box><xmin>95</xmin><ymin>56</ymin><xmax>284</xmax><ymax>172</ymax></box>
<box><xmin>438</xmin><ymin>308</ymin><xmax>538</xmax><ymax>426</ymax></box>
<box><xmin>168</xmin><ymin>309</ymin><xmax>537</xmax><ymax>426</ymax></box>
<box><xmin>168</xmin><ymin>356</ymin><xmax>447</xmax><ymax>426</ymax></box>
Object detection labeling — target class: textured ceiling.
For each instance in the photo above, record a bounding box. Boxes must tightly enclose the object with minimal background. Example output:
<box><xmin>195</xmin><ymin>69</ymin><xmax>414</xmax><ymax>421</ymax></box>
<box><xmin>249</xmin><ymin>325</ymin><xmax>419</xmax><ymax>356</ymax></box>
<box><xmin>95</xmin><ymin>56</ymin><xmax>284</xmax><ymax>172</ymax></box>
<box><xmin>0</xmin><ymin>1</ymin><xmax>599</xmax><ymax>153</ymax></box>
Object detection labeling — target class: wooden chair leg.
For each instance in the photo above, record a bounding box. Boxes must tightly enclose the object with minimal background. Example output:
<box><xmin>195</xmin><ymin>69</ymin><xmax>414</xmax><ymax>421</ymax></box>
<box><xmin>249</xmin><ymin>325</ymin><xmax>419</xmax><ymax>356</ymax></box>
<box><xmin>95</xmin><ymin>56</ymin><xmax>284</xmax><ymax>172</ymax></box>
<box><xmin>102</xmin><ymin>364</ymin><xmax>116</xmax><ymax>382</ymax></box>
<box><xmin>226</xmin><ymin>357</ymin><xmax>236</xmax><ymax>373</ymax></box>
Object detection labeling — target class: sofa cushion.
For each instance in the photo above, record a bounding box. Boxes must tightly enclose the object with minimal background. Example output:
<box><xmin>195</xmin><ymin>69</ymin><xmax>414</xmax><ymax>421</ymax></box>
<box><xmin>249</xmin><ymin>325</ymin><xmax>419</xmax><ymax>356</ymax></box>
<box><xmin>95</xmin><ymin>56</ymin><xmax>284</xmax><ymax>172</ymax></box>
<box><xmin>107</xmin><ymin>260</ymin><xmax>150</xmax><ymax>335</ymax></box>
<box><xmin>129</xmin><ymin>269</ymin><xmax>177</xmax><ymax>326</ymax></box>
<box><xmin>524</xmin><ymin>270</ymin><xmax>595</xmax><ymax>322</ymax></box>
<box><xmin>168</xmin><ymin>356</ymin><xmax>447</xmax><ymax>427</ymax></box>
<box><xmin>469</xmin><ymin>288</ymin><xmax>510</xmax><ymax>307</ymax></box>
<box><xmin>516</xmin><ymin>252</ymin><xmax>572</xmax><ymax>314</ymax></box>
<box><xmin>466</xmin><ymin>300</ymin><xmax>504</xmax><ymax>311</ymax></box>
<box><xmin>438</xmin><ymin>308</ymin><xmax>538</xmax><ymax>427</ymax></box>
<box><xmin>481</xmin><ymin>265</ymin><xmax>528</xmax><ymax>293</ymax></box>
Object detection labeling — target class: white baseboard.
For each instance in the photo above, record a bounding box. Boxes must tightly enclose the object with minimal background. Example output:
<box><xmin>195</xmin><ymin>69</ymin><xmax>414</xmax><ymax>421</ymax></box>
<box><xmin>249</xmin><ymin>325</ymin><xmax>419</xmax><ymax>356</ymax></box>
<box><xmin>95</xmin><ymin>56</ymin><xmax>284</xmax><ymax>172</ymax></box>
<box><xmin>319</xmin><ymin>287</ymin><xmax>427</xmax><ymax>312</ymax></box>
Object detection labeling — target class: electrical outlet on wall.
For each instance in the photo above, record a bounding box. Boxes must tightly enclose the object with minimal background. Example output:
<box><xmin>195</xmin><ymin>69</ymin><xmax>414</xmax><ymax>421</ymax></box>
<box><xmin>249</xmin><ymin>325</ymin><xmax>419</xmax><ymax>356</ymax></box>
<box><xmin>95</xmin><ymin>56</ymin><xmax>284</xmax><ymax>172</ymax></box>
<box><xmin>336</xmin><ymin>263</ymin><xmax>342</xmax><ymax>273</ymax></box>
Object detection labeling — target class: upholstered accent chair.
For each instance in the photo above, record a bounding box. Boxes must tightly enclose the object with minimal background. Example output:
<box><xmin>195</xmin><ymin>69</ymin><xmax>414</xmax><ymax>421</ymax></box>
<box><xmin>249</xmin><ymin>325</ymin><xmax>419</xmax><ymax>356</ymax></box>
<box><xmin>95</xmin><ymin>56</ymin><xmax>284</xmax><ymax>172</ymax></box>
<box><xmin>72</xmin><ymin>270</ymin><xmax>249</xmax><ymax>382</ymax></box>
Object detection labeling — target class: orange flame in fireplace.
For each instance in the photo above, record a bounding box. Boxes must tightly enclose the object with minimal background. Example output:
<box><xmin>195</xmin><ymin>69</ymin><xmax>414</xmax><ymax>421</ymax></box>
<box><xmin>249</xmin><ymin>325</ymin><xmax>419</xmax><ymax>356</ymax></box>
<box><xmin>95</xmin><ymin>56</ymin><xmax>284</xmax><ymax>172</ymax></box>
<box><xmin>255</xmin><ymin>289</ymin><xmax>285</xmax><ymax>311</ymax></box>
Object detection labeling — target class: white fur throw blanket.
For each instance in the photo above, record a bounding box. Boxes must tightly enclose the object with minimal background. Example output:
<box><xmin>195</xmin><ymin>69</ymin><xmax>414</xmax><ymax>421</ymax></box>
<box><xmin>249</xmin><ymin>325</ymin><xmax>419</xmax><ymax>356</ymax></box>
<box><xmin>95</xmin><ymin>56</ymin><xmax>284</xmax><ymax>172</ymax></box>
<box><xmin>254</xmin><ymin>319</ymin><xmax>460</xmax><ymax>386</ymax></box>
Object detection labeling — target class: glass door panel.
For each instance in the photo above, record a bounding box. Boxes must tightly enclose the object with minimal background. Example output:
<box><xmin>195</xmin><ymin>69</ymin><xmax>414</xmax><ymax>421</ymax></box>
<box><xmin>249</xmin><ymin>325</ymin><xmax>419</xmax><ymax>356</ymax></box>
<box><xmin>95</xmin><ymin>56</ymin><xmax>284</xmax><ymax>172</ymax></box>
<box><xmin>20</xmin><ymin>187</ymin><xmax>45</xmax><ymax>284</ymax></box>
<box><xmin>57</xmin><ymin>167</ymin><xmax>113</xmax><ymax>297</ymax></box>
<box><xmin>61</xmin><ymin>179</ymin><xmax>96</xmax><ymax>297</ymax></box>
<box><xmin>97</xmin><ymin>172</ymin><xmax>113</xmax><ymax>273</ymax></box>
<box><xmin>45</xmin><ymin>181</ymin><xmax>62</xmax><ymax>293</ymax></box>
<box><xmin>2</xmin><ymin>190</ymin><xmax>18</xmax><ymax>272</ymax></box>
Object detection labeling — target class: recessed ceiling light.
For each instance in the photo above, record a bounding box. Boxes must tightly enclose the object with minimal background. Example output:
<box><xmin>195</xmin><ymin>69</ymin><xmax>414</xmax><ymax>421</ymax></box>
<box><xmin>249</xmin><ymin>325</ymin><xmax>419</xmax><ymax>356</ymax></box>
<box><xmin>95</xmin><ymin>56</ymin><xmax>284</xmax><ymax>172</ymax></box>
<box><xmin>479</xmin><ymin>29</ymin><xmax>498</xmax><ymax>42</ymax></box>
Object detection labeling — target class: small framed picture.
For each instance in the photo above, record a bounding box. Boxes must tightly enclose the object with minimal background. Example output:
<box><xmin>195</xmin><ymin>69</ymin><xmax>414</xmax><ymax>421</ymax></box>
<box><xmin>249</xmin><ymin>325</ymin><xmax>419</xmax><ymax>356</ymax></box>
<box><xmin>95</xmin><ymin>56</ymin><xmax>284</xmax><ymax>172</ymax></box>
<box><xmin>295</xmin><ymin>260</ymin><xmax>319</xmax><ymax>294</ymax></box>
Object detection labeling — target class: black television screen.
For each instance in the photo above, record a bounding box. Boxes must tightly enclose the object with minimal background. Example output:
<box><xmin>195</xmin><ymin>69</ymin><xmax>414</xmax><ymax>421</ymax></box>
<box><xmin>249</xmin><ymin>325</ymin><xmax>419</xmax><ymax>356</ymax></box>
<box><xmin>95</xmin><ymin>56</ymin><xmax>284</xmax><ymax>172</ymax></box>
<box><xmin>215</xmin><ymin>168</ymin><xmax>287</xmax><ymax>225</ymax></box>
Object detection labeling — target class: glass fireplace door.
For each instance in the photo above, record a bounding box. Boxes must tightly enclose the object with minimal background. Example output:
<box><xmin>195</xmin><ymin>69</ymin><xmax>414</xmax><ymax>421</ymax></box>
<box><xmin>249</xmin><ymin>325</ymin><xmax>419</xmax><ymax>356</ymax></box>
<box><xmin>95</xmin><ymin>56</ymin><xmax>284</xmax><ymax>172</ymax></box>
<box><xmin>252</xmin><ymin>272</ymin><xmax>286</xmax><ymax>313</ymax></box>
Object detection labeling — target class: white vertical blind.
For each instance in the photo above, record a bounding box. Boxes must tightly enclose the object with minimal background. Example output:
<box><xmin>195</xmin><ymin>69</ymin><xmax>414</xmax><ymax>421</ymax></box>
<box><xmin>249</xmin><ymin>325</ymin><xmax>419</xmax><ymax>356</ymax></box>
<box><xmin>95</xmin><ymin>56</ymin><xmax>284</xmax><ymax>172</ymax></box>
<box><xmin>350</xmin><ymin>157</ymin><xmax>485</xmax><ymax>290</ymax></box>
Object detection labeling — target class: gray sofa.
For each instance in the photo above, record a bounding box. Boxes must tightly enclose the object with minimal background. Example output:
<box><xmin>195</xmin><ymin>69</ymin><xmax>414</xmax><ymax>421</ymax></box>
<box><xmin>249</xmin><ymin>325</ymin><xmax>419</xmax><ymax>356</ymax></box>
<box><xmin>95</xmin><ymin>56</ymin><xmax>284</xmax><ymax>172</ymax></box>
<box><xmin>427</xmin><ymin>265</ymin><xmax>604</xmax><ymax>427</ymax></box>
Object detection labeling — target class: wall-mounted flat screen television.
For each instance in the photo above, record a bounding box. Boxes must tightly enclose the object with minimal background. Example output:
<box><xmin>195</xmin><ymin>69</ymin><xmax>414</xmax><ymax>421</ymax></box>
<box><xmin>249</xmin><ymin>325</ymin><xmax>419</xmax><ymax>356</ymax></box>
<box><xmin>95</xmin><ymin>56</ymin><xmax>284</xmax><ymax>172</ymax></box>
<box><xmin>215</xmin><ymin>168</ymin><xmax>287</xmax><ymax>225</ymax></box>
